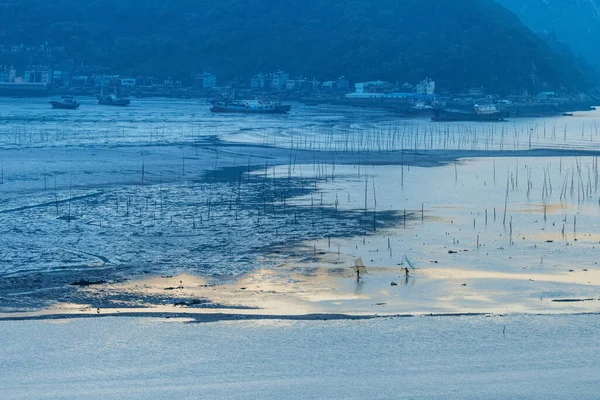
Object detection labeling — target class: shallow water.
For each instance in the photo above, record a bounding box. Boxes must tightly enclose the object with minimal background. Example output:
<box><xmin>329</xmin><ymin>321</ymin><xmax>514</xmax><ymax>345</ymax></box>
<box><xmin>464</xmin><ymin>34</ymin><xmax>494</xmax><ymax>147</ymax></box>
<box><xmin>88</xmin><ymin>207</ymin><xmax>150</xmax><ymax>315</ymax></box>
<box><xmin>1</xmin><ymin>314</ymin><xmax>599</xmax><ymax>399</ymax></box>
<box><xmin>2</xmin><ymin>97</ymin><xmax>600</xmax><ymax>152</ymax></box>
<box><xmin>1</xmin><ymin>98</ymin><xmax>600</xmax><ymax>312</ymax></box>
<box><xmin>272</xmin><ymin>157</ymin><xmax>600</xmax><ymax>313</ymax></box>
<box><xmin>0</xmin><ymin>97</ymin><xmax>392</xmax><ymax>150</ymax></box>
<box><xmin>0</xmin><ymin>99</ymin><xmax>400</xmax><ymax>310</ymax></box>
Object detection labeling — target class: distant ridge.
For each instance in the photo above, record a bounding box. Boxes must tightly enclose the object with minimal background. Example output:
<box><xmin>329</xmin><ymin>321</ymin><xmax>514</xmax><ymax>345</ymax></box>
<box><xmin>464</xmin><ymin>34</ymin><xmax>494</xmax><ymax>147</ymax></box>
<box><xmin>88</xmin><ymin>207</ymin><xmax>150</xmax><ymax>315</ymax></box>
<box><xmin>497</xmin><ymin>0</ymin><xmax>600</xmax><ymax>68</ymax></box>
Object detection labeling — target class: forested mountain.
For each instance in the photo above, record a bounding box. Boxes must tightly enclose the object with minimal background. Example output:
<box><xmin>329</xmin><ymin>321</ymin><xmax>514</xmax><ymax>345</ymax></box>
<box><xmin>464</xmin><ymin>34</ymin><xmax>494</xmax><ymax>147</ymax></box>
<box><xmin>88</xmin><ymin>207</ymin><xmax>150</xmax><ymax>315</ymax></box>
<box><xmin>497</xmin><ymin>0</ymin><xmax>600</xmax><ymax>68</ymax></box>
<box><xmin>0</xmin><ymin>0</ymin><xmax>593</xmax><ymax>92</ymax></box>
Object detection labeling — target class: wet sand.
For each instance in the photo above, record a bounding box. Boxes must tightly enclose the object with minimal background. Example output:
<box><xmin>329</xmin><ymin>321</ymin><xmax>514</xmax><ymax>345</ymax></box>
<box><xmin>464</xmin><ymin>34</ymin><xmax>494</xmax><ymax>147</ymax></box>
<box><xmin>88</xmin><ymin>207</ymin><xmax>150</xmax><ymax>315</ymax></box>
<box><xmin>2</xmin><ymin>257</ymin><xmax>599</xmax><ymax>322</ymax></box>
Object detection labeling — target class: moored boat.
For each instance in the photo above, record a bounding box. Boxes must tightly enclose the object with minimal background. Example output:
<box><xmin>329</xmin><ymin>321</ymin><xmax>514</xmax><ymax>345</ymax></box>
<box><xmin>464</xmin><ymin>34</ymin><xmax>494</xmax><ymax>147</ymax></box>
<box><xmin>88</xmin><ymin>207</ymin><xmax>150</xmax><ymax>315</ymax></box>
<box><xmin>391</xmin><ymin>102</ymin><xmax>434</xmax><ymax>117</ymax></box>
<box><xmin>432</xmin><ymin>104</ymin><xmax>508</xmax><ymax>122</ymax></box>
<box><xmin>97</xmin><ymin>91</ymin><xmax>131</xmax><ymax>106</ymax></box>
<box><xmin>49</xmin><ymin>96</ymin><xmax>80</xmax><ymax>110</ymax></box>
<box><xmin>210</xmin><ymin>99</ymin><xmax>291</xmax><ymax>114</ymax></box>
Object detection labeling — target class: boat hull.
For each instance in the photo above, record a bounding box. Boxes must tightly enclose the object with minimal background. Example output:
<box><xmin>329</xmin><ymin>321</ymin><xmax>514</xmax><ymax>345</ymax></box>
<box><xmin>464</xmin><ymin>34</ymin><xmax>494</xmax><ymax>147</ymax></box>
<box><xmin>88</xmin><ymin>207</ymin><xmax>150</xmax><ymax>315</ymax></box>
<box><xmin>210</xmin><ymin>105</ymin><xmax>291</xmax><ymax>114</ymax></box>
<box><xmin>50</xmin><ymin>101</ymin><xmax>79</xmax><ymax>110</ymax></box>
<box><xmin>432</xmin><ymin>109</ymin><xmax>508</xmax><ymax>122</ymax></box>
<box><xmin>97</xmin><ymin>95</ymin><xmax>131</xmax><ymax>106</ymax></box>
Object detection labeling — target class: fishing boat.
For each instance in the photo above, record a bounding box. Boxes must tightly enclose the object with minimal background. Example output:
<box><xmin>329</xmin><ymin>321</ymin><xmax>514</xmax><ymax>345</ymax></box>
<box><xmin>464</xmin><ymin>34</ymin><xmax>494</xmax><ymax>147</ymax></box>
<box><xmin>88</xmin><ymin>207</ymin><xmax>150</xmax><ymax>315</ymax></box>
<box><xmin>391</xmin><ymin>102</ymin><xmax>434</xmax><ymax>117</ymax></box>
<box><xmin>97</xmin><ymin>89</ymin><xmax>131</xmax><ymax>106</ymax></box>
<box><xmin>210</xmin><ymin>92</ymin><xmax>291</xmax><ymax>114</ymax></box>
<box><xmin>210</xmin><ymin>99</ymin><xmax>291</xmax><ymax>114</ymax></box>
<box><xmin>49</xmin><ymin>96</ymin><xmax>80</xmax><ymax>110</ymax></box>
<box><xmin>432</xmin><ymin>104</ymin><xmax>508</xmax><ymax>122</ymax></box>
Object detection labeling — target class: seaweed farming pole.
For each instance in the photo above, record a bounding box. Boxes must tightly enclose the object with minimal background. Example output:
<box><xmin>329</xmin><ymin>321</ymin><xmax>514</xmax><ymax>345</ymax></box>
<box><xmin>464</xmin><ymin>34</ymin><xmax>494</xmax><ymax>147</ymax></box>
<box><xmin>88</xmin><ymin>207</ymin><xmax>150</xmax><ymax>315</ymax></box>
<box><xmin>54</xmin><ymin>176</ymin><xmax>59</xmax><ymax>215</ymax></box>
<box><xmin>454</xmin><ymin>161</ymin><xmax>458</xmax><ymax>183</ymax></box>
<box><xmin>401</xmin><ymin>162</ymin><xmax>404</xmax><ymax>188</ymax></box>
<box><xmin>141</xmin><ymin>154</ymin><xmax>145</xmax><ymax>185</ymax></box>
<box><xmin>181</xmin><ymin>148</ymin><xmax>185</xmax><ymax>176</ymax></box>
<box><xmin>515</xmin><ymin>157</ymin><xmax>519</xmax><ymax>189</ymax></box>
<box><xmin>67</xmin><ymin>176</ymin><xmax>72</xmax><ymax>223</ymax></box>
<box><xmin>503</xmin><ymin>172</ymin><xmax>510</xmax><ymax>227</ymax></box>
<box><xmin>364</xmin><ymin>176</ymin><xmax>368</xmax><ymax>216</ymax></box>
<box><xmin>373</xmin><ymin>176</ymin><xmax>377</xmax><ymax>232</ymax></box>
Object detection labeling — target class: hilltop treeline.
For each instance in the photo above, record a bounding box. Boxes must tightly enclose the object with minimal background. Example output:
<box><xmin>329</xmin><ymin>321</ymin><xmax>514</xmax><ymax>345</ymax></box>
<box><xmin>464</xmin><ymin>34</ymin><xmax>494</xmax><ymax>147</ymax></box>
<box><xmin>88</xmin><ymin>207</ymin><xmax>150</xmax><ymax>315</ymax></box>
<box><xmin>0</xmin><ymin>0</ymin><xmax>593</xmax><ymax>92</ymax></box>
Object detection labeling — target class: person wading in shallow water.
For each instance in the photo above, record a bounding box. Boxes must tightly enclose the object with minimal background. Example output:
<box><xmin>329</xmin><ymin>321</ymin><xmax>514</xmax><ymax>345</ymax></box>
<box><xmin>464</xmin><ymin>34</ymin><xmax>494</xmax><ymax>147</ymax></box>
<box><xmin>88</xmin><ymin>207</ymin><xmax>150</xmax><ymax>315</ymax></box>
<box><xmin>353</xmin><ymin>257</ymin><xmax>368</xmax><ymax>283</ymax></box>
<box><xmin>405</xmin><ymin>267</ymin><xmax>410</xmax><ymax>278</ymax></box>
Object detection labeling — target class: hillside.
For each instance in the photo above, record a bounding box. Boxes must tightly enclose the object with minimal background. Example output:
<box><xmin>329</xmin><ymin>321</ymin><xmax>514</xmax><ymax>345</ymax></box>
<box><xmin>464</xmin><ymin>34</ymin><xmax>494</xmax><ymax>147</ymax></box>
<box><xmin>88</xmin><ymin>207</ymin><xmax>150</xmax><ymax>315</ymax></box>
<box><xmin>497</xmin><ymin>0</ymin><xmax>600</xmax><ymax>68</ymax></box>
<box><xmin>0</xmin><ymin>0</ymin><xmax>593</xmax><ymax>92</ymax></box>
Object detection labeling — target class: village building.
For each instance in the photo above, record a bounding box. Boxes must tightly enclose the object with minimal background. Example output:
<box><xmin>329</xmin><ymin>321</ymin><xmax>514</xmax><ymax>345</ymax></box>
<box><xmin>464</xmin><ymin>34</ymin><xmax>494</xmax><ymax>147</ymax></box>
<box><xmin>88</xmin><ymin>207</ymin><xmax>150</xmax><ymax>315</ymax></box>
<box><xmin>196</xmin><ymin>72</ymin><xmax>217</xmax><ymax>89</ymax></box>
<box><xmin>271</xmin><ymin>71</ymin><xmax>289</xmax><ymax>89</ymax></box>
<box><xmin>24</xmin><ymin>66</ymin><xmax>51</xmax><ymax>84</ymax></box>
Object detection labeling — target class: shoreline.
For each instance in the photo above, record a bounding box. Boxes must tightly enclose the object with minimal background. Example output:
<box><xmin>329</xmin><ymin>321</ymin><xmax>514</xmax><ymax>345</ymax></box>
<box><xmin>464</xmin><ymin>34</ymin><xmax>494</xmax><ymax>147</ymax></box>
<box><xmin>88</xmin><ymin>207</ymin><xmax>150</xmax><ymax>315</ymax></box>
<box><xmin>1</xmin><ymin>95</ymin><xmax>596</xmax><ymax>120</ymax></box>
<box><xmin>3</xmin><ymin>308</ymin><xmax>600</xmax><ymax>324</ymax></box>
<box><xmin>2</xmin><ymin>257</ymin><xmax>599</xmax><ymax>322</ymax></box>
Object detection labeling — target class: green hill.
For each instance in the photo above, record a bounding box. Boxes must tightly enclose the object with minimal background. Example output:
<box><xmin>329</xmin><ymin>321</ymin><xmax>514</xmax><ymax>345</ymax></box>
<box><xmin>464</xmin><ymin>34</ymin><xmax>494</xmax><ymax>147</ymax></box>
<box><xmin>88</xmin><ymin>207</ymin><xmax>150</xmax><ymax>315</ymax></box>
<box><xmin>0</xmin><ymin>0</ymin><xmax>593</xmax><ymax>92</ymax></box>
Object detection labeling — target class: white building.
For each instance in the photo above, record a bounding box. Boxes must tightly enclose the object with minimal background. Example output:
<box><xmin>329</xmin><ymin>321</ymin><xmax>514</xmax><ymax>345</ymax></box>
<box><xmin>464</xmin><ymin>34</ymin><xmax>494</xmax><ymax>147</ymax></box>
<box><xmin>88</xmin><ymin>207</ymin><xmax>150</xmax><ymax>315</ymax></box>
<box><xmin>272</xmin><ymin>71</ymin><xmax>289</xmax><ymax>89</ymax></box>
<box><xmin>416</xmin><ymin>78</ymin><xmax>435</xmax><ymax>95</ymax></box>
<box><xmin>24</xmin><ymin>68</ymin><xmax>51</xmax><ymax>84</ymax></box>
<box><xmin>52</xmin><ymin>70</ymin><xmax>71</xmax><ymax>87</ymax></box>
<box><xmin>345</xmin><ymin>81</ymin><xmax>390</xmax><ymax>98</ymax></box>
<box><xmin>0</xmin><ymin>67</ymin><xmax>16</xmax><ymax>83</ymax></box>
<box><xmin>354</xmin><ymin>81</ymin><xmax>388</xmax><ymax>94</ymax></box>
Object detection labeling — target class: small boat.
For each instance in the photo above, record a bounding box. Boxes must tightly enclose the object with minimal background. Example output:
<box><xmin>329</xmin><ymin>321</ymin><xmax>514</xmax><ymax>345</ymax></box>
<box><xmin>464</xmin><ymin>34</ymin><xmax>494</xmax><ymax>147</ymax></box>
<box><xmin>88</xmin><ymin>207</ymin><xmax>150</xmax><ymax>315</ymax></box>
<box><xmin>49</xmin><ymin>96</ymin><xmax>80</xmax><ymax>110</ymax></box>
<box><xmin>562</xmin><ymin>112</ymin><xmax>574</xmax><ymax>117</ymax></box>
<box><xmin>97</xmin><ymin>89</ymin><xmax>131</xmax><ymax>106</ymax></box>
